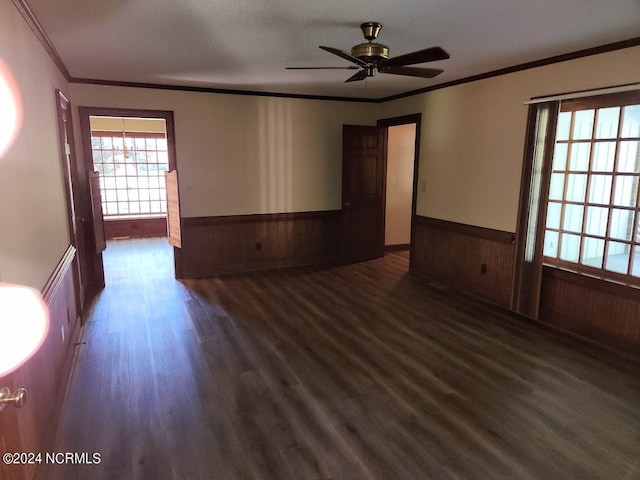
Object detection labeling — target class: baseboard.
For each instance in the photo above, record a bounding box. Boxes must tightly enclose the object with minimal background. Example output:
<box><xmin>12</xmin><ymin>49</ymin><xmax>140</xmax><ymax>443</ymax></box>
<box><xmin>385</xmin><ymin>244</ymin><xmax>410</xmax><ymax>252</ymax></box>
<box><xmin>531</xmin><ymin>315</ymin><xmax>640</xmax><ymax>366</ymax></box>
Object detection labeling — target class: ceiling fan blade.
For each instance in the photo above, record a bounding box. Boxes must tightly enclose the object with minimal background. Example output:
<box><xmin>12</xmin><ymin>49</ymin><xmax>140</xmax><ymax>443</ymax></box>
<box><xmin>382</xmin><ymin>46</ymin><xmax>450</xmax><ymax>68</ymax></box>
<box><xmin>345</xmin><ymin>70</ymin><xmax>367</xmax><ymax>83</ymax></box>
<box><xmin>286</xmin><ymin>66</ymin><xmax>359</xmax><ymax>70</ymax></box>
<box><xmin>382</xmin><ymin>66</ymin><xmax>444</xmax><ymax>79</ymax></box>
<box><xmin>319</xmin><ymin>46</ymin><xmax>369</xmax><ymax>68</ymax></box>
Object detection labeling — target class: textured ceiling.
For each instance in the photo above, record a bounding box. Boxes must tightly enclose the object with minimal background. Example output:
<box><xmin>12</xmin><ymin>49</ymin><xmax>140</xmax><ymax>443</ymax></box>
<box><xmin>23</xmin><ymin>0</ymin><xmax>640</xmax><ymax>99</ymax></box>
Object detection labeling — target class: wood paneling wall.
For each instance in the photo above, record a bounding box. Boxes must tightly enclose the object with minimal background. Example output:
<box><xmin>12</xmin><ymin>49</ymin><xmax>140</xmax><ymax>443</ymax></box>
<box><xmin>411</xmin><ymin>216</ymin><xmax>516</xmax><ymax>308</ymax></box>
<box><xmin>410</xmin><ymin>216</ymin><xmax>639</xmax><ymax>358</ymax></box>
<box><xmin>0</xmin><ymin>247</ymin><xmax>82</xmax><ymax>480</ymax></box>
<box><xmin>103</xmin><ymin>217</ymin><xmax>167</xmax><ymax>240</ymax></box>
<box><xmin>539</xmin><ymin>267</ymin><xmax>640</xmax><ymax>358</ymax></box>
<box><xmin>174</xmin><ymin>211</ymin><xmax>340</xmax><ymax>278</ymax></box>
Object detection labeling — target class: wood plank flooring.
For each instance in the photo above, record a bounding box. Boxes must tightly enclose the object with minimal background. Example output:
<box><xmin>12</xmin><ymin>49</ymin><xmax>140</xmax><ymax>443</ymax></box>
<box><xmin>41</xmin><ymin>238</ymin><xmax>640</xmax><ymax>480</ymax></box>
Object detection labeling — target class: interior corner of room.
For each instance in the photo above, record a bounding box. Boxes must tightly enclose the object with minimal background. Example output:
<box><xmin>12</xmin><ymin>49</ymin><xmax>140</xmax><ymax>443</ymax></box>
<box><xmin>1</xmin><ymin>0</ymin><xmax>640</xmax><ymax>478</ymax></box>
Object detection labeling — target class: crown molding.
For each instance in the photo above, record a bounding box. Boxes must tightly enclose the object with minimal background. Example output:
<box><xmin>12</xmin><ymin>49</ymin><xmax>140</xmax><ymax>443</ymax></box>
<box><xmin>69</xmin><ymin>77</ymin><xmax>379</xmax><ymax>103</ymax></box>
<box><xmin>12</xmin><ymin>0</ymin><xmax>71</xmax><ymax>81</ymax></box>
<box><xmin>380</xmin><ymin>37</ymin><xmax>640</xmax><ymax>102</ymax></box>
<box><xmin>12</xmin><ymin>1</ymin><xmax>640</xmax><ymax>104</ymax></box>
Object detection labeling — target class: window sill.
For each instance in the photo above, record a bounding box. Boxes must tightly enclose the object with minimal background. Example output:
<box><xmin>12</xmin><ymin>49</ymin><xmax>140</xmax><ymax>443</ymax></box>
<box><xmin>104</xmin><ymin>215</ymin><xmax>166</xmax><ymax>221</ymax></box>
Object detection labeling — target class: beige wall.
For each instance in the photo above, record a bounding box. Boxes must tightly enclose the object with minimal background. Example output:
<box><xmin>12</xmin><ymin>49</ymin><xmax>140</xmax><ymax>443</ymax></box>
<box><xmin>385</xmin><ymin>124</ymin><xmax>416</xmax><ymax>246</ymax></box>
<box><xmin>71</xmin><ymin>84</ymin><xmax>379</xmax><ymax>217</ymax></box>
<box><xmin>0</xmin><ymin>1</ymin><xmax>71</xmax><ymax>289</ymax></box>
<box><xmin>380</xmin><ymin>46</ymin><xmax>640</xmax><ymax>233</ymax></box>
<box><xmin>3</xmin><ymin>0</ymin><xmax>639</xmax><ymax>291</ymax></box>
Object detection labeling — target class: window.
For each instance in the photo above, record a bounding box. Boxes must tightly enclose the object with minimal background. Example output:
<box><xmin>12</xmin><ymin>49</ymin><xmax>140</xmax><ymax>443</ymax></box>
<box><xmin>543</xmin><ymin>91</ymin><xmax>640</xmax><ymax>284</ymax></box>
<box><xmin>91</xmin><ymin>131</ymin><xmax>169</xmax><ymax>218</ymax></box>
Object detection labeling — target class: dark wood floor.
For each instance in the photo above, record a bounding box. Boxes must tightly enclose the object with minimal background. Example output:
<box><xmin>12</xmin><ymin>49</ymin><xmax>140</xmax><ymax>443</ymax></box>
<box><xmin>43</xmin><ymin>237</ymin><xmax>640</xmax><ymax>480</ymax></box>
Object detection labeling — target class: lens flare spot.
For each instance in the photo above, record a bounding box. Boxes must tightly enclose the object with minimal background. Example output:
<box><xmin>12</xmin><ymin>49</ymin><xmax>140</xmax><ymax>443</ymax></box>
<box><xmin>0</xmin><ymin>284</ymin><xmax>50</xmax><ymax>376</ymax></box>
<box><xmin>0</xmin><ymin>60</ymin><xmax>23</xmax><ymax>159</ymax></box>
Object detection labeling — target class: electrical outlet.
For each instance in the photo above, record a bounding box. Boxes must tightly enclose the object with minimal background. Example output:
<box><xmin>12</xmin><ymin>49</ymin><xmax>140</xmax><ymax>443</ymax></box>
<box><xmin>420</xmin><ymin>181</ymin><xmax>427</xmax><ymax>193</ymax></box>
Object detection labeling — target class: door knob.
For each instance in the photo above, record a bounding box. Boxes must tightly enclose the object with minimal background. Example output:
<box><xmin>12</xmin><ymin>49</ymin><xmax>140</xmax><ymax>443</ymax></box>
<box><xmin>344</xmin><ymin>202</ymin><xmax>351</xmax><ymax>207</ymax></box>
<box><xmin>0</xmin><ymin>387</ymin><xmax>27</xmax><ymax>411</ymax></box>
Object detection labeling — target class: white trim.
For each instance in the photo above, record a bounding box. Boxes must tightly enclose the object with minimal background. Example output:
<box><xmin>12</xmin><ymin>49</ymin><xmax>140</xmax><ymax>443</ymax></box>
<box><xmin>525</xmin><ymin>83</ymin><xmax>640</xmax><ymax>105</ymax></box>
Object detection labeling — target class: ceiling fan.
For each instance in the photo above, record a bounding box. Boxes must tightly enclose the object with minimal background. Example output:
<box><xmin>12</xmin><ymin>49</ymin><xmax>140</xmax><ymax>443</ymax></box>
<box><xmin>287</xmin><ymin>22</ymin><xmax>450</xmax><ymax>83</ymax></box>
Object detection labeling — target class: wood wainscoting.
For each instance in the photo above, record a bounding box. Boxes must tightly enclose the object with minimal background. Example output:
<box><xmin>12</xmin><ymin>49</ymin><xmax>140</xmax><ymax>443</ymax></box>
<box><xmin>103</xmin><ymin>217</ymin><xmax>167</xmax><ymax>240</ymax></box>
<box><xmin>539</xmin><ymin>266</ymin><xmax>640</xmax><ymax>358</ymax></box>
<box><xmin>174</xmin><ymin>211</ymin><xmax>340</xmax><ymax>278</ymax></box>
<box><xmin>0</xmin><ymin>246</ymin><xmax>82</xmax><ymax>480</ymax></box>
<box><xmin>411</xmin><ymin>216</ymin><xmax>516</xmax><ymax>309</ymax></box>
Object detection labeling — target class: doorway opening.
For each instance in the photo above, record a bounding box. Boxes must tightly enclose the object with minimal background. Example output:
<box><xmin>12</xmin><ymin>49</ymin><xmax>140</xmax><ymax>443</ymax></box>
<box><xmin>78</xmin><ymin>107</ymin><xmax>180</xmax><ymax>290</ymax></box>
<box><xmin>384</xmin><ymin>123</ymin><xmax>417</xmax><ymax>251</ymax></box>
<box><xmin>378</xmin><ymin>114</ymin><xmax>421</xmax><ymax>263</ymax></box>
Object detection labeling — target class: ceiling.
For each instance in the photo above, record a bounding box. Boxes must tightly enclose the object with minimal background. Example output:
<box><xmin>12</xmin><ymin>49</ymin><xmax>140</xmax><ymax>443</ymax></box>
<box><xmin>24</xmin><ymin>0</ymin><xmax>640</xmax><ymax>100</ymax></box>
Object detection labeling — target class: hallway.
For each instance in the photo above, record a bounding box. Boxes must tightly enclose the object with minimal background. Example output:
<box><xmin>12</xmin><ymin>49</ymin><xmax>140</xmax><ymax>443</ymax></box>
<box><xmin>43</xmin><ymin>238</ymin><xmax>640</xmax><ymax>480</ymax></box>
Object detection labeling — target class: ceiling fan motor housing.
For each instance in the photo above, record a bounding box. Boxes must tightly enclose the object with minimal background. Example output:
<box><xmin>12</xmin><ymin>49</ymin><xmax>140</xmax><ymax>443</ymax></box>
<box><xmin>352</xmin><ymin>22</ymin><xmax>389</xmax><ymax>64</ymax></box>
<box><xmin>351</xmin><ymin>43</ymin><xmax>389</xmax><ymax>63</ymax></box>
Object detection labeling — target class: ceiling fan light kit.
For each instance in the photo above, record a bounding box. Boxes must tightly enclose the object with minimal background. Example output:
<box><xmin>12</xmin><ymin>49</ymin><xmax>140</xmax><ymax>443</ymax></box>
<box><xmin>287</xmin><ymin>22</ymin><xmax>449</xmax><ymax>83</ymax></box>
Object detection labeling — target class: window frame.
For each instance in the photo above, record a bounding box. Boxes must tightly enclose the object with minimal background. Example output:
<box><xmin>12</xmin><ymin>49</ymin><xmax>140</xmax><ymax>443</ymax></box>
<box><xmin>90</xmin><ymin>130</ymin><xmax>169</xmax><ymax>219</ymax></box>
<box><xmin>543</xmin><ymin>90</ymin><xmax>640</xmax><ymax>286</ymax></box>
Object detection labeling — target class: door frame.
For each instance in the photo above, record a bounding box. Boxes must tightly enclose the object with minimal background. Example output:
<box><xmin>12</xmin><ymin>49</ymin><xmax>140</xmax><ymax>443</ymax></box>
<box><xmin>340</xmin><ymin>125</ymin><xmax>388</xmax><ymax>264</ymax></box>
<box><xmin>77</xmin><ymin>107</ymin><xmax>179</xmax><ymax>285</ymax></box>
<box><xmin>55</xmin><ymin>89</ymin><xmax>85</xmax><ymax>311</ymax></box>
<box><xmin>377</xmin><ymin>114</ymin><xmax>421</xmax><ymax>268</ymax></box>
